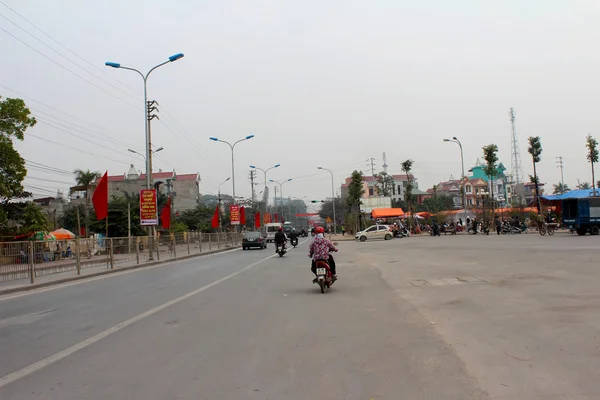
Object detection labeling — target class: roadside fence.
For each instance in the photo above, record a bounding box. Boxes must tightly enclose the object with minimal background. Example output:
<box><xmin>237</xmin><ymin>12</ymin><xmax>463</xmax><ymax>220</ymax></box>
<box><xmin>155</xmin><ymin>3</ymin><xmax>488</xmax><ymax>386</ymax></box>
<box><xmin>0</xmin><ymin>232</ymin><xmax>242</xmax><ymax>283</ymax></box>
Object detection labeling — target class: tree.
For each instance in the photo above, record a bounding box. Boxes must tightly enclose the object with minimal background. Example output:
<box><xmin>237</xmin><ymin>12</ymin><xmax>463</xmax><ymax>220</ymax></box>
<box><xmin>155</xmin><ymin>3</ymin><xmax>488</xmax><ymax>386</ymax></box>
<box><xmin>70</xmin><ymin>169</ymin><xmax>101</xmax><ymax>236</ymax></box>
<box><xmin>20</xmin><ymin>202</ymin><xmax>50</xmax><ymax>233</ymax></box>
<box><xmin>553</xmin><ymin>183</ymin><xmax>570</xmax><ymax>194</ymax></box>
<box><xmin>527</xmin><ymin>136</ymin><xmax>543</xmax><ymax>212</ymax></box>
<box><xmin>0</xmin><ymin>97</ymin><xmax>37</xmax><ymax>202</ymax></box>
<box><xmin>318</xmin><ymin>198</ymin><xmax>344</xmax><ymax>225</ymax></box>
<box><xmin>482</xmin><ymin>144</ymin><xmax>499</xmax><ymax>225</ymax></box>
<box><xmin>586</xmin><ymin>134</ymin><xmax>598</xmax><ymax>196</ymax></box>
<box><xmin>401</xmin><ymin>160</ymin><xmax>414</xmax><ymax>230</ymax></box>
<box><xmin>346</xmin><ymin>170</ymin><xmax>364</xmax><ymax>232</ymax></box>
<box><xmin>375</xmin><ymin>172</ymin><xmax>395</xmax><ymax>197</ymax></box>
<box><xmin>416</xmin><ymin>195</ymin><xmax>455</xmax><ymax>213</ymax></box>
<box><xmin>577</xmin><ymin>180</ymin><xmax>591</xmax><ymax>190</ymax></box>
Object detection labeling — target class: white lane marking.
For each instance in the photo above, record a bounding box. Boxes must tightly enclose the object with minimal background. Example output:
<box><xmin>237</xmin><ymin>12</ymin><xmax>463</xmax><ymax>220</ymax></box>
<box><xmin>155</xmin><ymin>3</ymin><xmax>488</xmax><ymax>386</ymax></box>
<box><xmin>0</xmin><ymin>247</ymin><xmax>241</xmax><ymax>302</ymax></box>
<box><xmin>0</xmin><ymin>252</ymin><xmax>276</xmax><ymax>389</ymax></box>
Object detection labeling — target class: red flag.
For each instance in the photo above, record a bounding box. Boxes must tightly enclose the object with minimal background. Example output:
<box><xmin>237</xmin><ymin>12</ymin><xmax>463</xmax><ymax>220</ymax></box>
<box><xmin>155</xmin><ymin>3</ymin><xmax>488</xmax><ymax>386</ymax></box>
<box><xmin>254</xmin><ymin>212</ymin><xmax>261</xmax><ymax>229</ymax></box>
<box><xmin>160</xmin><ymin>196</ymin><xmax>171</xmax><ymax>229</ymax></box>
<box><xmin>211</xmin><ymin>205</ymin><xmax>220</xmax><ymax>229</ymax></box>
<box><xmin>274</xmin><ymin>213</ymin><xmax>279</xmax><ymax>222</ymax></box>
<box><xmin>240</xmin><ymin>206</ymin><xmax>246</xmax><ymax>225</ymax></box>
<box><xmin>92</xmin><ymin>171</ymin><xmax>108</xmax><ymax>220</ymax></box>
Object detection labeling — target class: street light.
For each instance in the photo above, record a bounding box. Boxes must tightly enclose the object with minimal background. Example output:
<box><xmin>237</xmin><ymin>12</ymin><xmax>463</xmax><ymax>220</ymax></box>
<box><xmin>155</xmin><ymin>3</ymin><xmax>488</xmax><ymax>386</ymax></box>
<box><xmin>317</xmin><ymin>166</ymin><xmax>337</xmax><ymax>234</ymax></box>
<box><xmin>128</xmin><ymin>147</ymin><xmax>164</xmax><ymax>188</ymax></box>
<box><xmin>210</xmin><ymin>135</ymin><xmax>254</xmax><ymax>207</ymax></box>
<box><xmin>106</xmin><ymin>52</ymin><xmax>184</xmax><ymax>259</ymax></box>
<box><xmin>443</xmin><ymin>137</ymin><xmax>468</xmax><ymax>226</ymax></box>
<box><xmin>250</xmin><ymin>163</ymin><xmax>280</xmax><ymax>217</ymax></box>
<box><xmin>269</xmin><ymin>178</ymin><xmax>292</xmax><ymax>219</ymax></box>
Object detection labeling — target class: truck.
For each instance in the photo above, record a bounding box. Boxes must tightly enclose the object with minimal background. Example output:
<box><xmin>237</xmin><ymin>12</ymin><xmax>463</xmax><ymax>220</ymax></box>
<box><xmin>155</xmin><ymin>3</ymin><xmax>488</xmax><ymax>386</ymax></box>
<box><xmin>546</xmin><ymin>189</ymin><xmax>600</xmax><ymax>236</ymax></box>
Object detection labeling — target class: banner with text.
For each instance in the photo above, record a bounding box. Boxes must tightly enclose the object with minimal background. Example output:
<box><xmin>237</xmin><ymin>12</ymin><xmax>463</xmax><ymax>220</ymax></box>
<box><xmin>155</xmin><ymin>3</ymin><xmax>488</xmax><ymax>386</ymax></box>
<box><xmin>140</xmin><ymin>189</ymin><xmax>158</xmax><ymax>226</ymax></box>
<box><xmin>230</xmin><ymin>204</ymin><xmax>240</xmax><ymax>225</ymax></box>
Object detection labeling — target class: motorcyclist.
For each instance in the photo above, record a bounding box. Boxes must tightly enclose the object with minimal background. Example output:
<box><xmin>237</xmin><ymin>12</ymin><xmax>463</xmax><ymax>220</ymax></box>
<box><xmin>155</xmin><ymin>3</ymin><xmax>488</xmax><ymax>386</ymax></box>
<box><xmin>288</xmin><ymin>228</ymin><xmax>299</xmax><ymax>245</ymax></box>
<box><xmin>274</xmin><ymin>226</ymin><xmax>287</xmax><ymax>253</ymax></box>
<box><xmin>309</xmin><ymin>226</ymin><xmax>338</xmax><ymax>281</ymax></box>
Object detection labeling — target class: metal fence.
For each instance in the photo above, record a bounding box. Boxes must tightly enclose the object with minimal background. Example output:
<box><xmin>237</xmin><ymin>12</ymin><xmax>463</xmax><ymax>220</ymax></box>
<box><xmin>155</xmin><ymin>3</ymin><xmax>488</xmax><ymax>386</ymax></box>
<box><xmin>0</xmin><ymin>232</ymin><xmax>242</xmax><ymax>283</ymax></box>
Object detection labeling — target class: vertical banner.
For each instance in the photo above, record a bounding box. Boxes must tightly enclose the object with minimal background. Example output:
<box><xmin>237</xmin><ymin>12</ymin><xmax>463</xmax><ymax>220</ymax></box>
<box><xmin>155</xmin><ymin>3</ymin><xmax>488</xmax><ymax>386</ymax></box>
<box><xmin>263</xmin><ymin>213</ymin><xmax>271</xmax><ymax>224</ymax></box>
<box><xmin>254</xmin><ymin>212</ymin><xmax>261</xmax><ymax>229</ymax></box>
<box><xmin>240</xmin><ymin>206</ymin><xmax>246</xmax><ymax>225</ymax></box>
<box><xmin>140</xmin><ymin>189</ymin><xmax>158</xmax><ymax>226</ymax></box>
<box><xmin>230</xmin><ymin>204</ymin><xmax>240</xmax><ymax>225</ymax></box>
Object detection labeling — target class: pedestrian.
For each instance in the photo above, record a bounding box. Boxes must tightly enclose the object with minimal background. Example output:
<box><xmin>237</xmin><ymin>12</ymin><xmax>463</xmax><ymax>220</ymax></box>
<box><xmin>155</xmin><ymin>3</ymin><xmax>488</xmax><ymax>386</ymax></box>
<box><xmin>494</xmin><ymin>215</ymin><xmax>501</xmax><ymax>235</ymax></box>
<box><xmin>459</xmin><ymin>218</ymin><xmax>463</xmax><ymax>227</ymax></box>
<box><xmin>341</xmin><ymin>225</ymin><xmax>346</xmax><ymax>236</ymax></box>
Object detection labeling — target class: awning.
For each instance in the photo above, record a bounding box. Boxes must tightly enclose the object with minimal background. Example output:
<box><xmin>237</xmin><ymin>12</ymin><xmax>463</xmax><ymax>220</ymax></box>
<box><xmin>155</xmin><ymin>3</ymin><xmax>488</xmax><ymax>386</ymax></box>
<box><xmin>371</xmin><ymin>208</ymin><xmax>405</xmax><ymax>218</ymax></box>
<box><xmin>542</xmin><ymin>189</ymin><xmax>600</xmax><ymax>200</ymax></box>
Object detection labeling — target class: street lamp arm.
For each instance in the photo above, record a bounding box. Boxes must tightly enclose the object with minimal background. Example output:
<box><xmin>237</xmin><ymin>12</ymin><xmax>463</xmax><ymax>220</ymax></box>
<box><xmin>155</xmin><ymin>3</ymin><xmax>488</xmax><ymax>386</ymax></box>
<box><xmin>109</xmin><ymin>65</ymin><xmax>145</xmax><ymax>80</ymax></box>
<box><xmin>145</xmin><ymin>60</ymin><xmax>171</xmax><ymax>80</ymax></box>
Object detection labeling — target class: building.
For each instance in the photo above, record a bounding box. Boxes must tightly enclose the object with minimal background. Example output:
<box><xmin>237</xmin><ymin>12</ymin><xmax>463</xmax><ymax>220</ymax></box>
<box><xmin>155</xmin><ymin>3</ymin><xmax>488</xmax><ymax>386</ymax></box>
<box><xmin>468</xmin><ymin>159</ymin><xmax>509</xmax><ymax>207</ymax></box>
<box><xmin>94</xmin><ymin>166</ymin><xmax>201</xmax><ymax>211</ymax></box>
<box><xmin>341</xmin><ymin>174</ymin><xmax>421</xmax><ymax>203</ymax></box>
<box><xmin>33</xmin><ymin>191</ymin><xmax>68</xmax><ymax>230</ymax></box>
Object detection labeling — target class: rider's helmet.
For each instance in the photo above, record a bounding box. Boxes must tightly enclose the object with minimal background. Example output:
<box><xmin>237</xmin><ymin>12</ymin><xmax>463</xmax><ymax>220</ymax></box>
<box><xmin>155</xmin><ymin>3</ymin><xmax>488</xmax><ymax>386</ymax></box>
<box><xmin>278</xmin><ymin>226</ymin><xmax>283</xmax><ymax>231</ymax></box>
<box><xmin>315</xmin><ymin>226</ymin><xmax>325</xmax><ymax>234</ymax></box>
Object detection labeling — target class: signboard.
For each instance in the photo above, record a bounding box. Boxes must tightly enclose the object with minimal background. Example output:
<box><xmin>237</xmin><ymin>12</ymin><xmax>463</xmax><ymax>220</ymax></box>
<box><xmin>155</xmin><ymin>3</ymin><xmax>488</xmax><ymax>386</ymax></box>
<box><xmin>326</xmin><ymin>217</ymin><xmax>332</xmax><ymax>223</ymax></box>
<box><xmin>140</xmin><ymin>189</ymin><xmax>158</xmax><ymax>226</ymax></box>
<box><xmin>230</xmin><ymin>204</ymin><xmax>240</xmax><ymax>225</ymax></box>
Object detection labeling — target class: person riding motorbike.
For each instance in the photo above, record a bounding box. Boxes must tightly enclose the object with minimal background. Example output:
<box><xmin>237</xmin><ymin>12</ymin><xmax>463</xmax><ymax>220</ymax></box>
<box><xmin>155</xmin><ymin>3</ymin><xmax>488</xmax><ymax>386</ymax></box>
<box><xmin>274</xmin><ymin>226</ymin><xmax>287</xmax><ymax>253</ymax></box>
<box><xmin>288</xmin><ymin>228</ymin><xmax>299</xmax><ymax>246</ymax></box>
<box><xmin>309</xmin><ymin>226</ymin><xmax>338</xmax><ymax>281</ymax></box>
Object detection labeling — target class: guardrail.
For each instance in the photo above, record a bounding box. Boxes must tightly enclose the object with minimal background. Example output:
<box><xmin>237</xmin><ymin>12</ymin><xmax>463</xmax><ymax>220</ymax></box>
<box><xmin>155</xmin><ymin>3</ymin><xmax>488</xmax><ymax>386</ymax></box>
<box><xmin>0</xmin><ymin>232</ymin><xmax>242</xmax><ymax>283</ymax></box>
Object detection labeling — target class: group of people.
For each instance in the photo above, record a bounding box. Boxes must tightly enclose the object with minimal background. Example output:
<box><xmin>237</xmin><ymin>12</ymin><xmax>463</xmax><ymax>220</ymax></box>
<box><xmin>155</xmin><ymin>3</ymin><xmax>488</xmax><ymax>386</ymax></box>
<box><xmin>272</xmin><ymin>225</ymin><xmax>338</xmax><ymax>281</ymax></box>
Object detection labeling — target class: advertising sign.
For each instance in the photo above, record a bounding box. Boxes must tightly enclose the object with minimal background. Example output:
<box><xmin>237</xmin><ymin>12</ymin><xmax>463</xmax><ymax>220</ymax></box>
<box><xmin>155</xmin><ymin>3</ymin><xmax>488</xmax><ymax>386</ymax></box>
<box><xmin>140</xmin><ymin>189</ymin><xmax>158</xmax><ymax>226</ymax></box>
<box><xmin>230</xmin><ymin>204</ymin><xmax>240</xmax><ymax>225</ymax></box>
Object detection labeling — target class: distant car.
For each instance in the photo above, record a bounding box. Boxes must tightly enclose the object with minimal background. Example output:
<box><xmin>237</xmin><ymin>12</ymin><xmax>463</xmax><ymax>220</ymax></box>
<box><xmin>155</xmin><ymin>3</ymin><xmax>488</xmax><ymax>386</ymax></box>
<box><xmin>242</xmin><ymin>231</ymin><xmax>267</xmax><ymax>250</ymax></box>
<box><xmin>355</xmin><ymin>224</ymin><xmax>393</xmax><ymax>242</ymax></box>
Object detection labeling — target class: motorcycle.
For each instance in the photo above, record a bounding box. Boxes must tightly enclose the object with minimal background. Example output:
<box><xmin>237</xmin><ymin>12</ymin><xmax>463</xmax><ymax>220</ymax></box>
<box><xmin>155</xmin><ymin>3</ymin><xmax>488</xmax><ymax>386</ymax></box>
<box><xmin>290</xmin><ymin>237</ymin><xmax>299</xmax><ymax>247</ymax></box>
<box><xmin>314</xmin><ymin>243</ymin><xmax>338</xmax><ymax>293</ymax></box>
<box><xmin>276</xmin><ymin>243</ymin><xmax>287</xmax><ymax>257</ymax></box>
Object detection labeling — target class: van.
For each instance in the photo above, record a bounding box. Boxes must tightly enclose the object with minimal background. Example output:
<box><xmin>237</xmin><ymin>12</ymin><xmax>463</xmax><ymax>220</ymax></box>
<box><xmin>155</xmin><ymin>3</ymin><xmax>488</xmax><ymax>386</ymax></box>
<box><xmin>265</xmin><ymin>223</ymin><xmax>283</xmax><ymax>242</ymax></box>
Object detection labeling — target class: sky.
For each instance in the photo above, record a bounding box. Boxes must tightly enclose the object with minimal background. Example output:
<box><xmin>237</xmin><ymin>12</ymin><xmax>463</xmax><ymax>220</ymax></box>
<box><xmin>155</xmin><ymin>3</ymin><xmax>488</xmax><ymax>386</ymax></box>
<box><xmin>2</xmin><ymin>0</ymin><xmax>600</xmax><ymax>210</ymax></box>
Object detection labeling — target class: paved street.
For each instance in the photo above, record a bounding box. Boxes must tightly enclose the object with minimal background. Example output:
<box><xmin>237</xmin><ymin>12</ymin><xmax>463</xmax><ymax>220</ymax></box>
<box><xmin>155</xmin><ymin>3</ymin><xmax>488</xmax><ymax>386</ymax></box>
<box><xmin>0</xmin><ymin>232</ymin><xmax>597</xmax><ymax>399</ymax></box>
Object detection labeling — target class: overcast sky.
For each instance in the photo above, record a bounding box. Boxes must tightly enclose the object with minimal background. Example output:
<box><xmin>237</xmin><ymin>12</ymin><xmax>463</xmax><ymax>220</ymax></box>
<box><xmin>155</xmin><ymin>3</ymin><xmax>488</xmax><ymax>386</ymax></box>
<box><xmin>2</xmin><ymin>0</ymin><xmax>599</xmax><ymax>209</ymax></box>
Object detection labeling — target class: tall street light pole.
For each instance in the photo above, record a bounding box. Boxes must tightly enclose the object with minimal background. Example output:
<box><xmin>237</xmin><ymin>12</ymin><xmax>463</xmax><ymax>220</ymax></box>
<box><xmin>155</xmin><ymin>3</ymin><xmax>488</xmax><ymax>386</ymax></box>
<box><xmin>250</xmin><ymin>163</ymin><xmax>280</xmax><ymax>217</ymax></box>
<box><xmin>218</xmin><ymin>177</ymin><xmax>231</xmax><ymax>232</ymax></box>
<box><xmin>128</xmin><ymin>148</ymin><xmax>164</xmax><ymax>187</ymax></box>
<box><xmin>317</xmin><ymin>166</ymin><xmax>337</xmax><ymax>234</ymax></box>
<box><xmin>269</xmin><ymin>179</ymin><xmax>292</xmax><ymax>221</ymax></box>
<box><xmin>106</xmin><ymin>52</ymin><xmax>184</xmax><ymax>260</ymax></box>
<box><xmin>210</xmin><ymin>135</ymin><xmax>255</xmax><ymax>230</ymax></box>
<box><xmin>444</xmin><ymin>137</ymin><xmax>468</xmax><ymax>226</ymax></box>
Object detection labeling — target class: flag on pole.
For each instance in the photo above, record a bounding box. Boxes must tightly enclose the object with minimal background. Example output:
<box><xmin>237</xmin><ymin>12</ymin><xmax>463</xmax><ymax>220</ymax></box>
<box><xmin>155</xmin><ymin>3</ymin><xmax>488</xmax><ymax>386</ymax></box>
<box><xmin>274</xmin><ymin>213</ymin><xmax>279</xmax><ymax>222</ymax></box>
<box><xmin>240</xmin><ymin>206</ymin><xmax>246</xmax><ymax>225</ymax></box>
<box><xmin>160</xmin><ymin>196</ymin><xmax>171</xmax><ymax>229</ymax></box>
<box><xmin>254</xmin><ymin>212</ymin><xmax>261</xmax><ymax>229</ymax></box>
<box><xmin>211</xmin><ymin>205</ymin><xmax>220</xmax><ymax>229</ymax></box>
<box><xmin>92</xmin><ymin>171</ymin><xmax>108</xmax><ymax>220</ymax></box>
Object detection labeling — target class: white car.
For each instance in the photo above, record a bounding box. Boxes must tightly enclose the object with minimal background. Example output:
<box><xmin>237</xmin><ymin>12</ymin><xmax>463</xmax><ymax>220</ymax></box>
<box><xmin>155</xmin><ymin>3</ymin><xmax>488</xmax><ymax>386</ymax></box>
<box><xmin>355</xmin><ymin>225</ymin><xmax>393</xmax><ymax>242</ymax></box>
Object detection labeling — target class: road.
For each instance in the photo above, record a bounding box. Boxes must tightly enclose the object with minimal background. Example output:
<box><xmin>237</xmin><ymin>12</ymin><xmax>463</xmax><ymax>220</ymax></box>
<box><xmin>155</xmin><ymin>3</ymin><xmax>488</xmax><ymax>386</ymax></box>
<box><xmin>0</xmin><ymin>238</ymin><xmax>485</xmax><ymax>400</ymax></box>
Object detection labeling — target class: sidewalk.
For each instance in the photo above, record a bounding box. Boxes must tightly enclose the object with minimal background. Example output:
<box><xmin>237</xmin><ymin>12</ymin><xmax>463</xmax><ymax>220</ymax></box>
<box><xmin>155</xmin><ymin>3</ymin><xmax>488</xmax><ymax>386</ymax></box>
<box><xmin>0</xmin><ymin>242</ymin><xmax>240</xmax><ymax>296</ymax></box>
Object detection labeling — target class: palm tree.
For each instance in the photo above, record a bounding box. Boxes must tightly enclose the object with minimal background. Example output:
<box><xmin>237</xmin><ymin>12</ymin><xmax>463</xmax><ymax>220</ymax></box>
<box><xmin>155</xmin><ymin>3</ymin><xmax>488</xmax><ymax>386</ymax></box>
<box><xmin>401</xmin><ymin>160</ymin><xmax>414</xmax><ymax>230</ymax></box>
<box><xmin>552</xmin><ymin>183</ymin><xmax>570</xmax><ymax>194</ymax></box>
<box><xmin>527</xmin><ymin>137</ymin><xmax>543</xmax><ymax>212</ymax></box>
<box><xmin>577</xmin><ymin>180</ymin><xmax>591</xmax><ymax>190</ymax></box>
<box><xmin>482</xmin><ymin>144</ymin><xmax>499</xmax><ymax>224</ymax></box>
<box><xmin>70</xmin><ymin>169</ymin><xmax>101</xmax><ymax>236</ymax></box>
<box><xmin>586</xmin><ymin>134</ymin><xmax>598</xmax><ymax>196</ymax></box>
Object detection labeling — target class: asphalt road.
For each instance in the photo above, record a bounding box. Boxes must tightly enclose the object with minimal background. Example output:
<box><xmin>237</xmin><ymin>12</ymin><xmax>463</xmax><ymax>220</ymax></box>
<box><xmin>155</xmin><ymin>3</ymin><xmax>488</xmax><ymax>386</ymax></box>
<box><xmin>0</xmin><ymin>238</ymin><xmax>485</xmax><ymax>399</ymax></box>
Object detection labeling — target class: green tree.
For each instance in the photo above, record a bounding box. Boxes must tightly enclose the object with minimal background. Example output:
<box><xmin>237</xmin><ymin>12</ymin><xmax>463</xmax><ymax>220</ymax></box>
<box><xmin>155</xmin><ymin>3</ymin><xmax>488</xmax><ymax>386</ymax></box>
<box><xmin>577</xmin><ymin>180</ymin><xmax>591</xmax><ymax>190</ymax></box>
<box><xmin>70</xmin><ymin>169</ymin><xmax>101</xmax><ymax>236</ymax></box>
<box><xmin>553</xmin><ymin>183</ymin><xmax>570</xmax><ymax>194</ymax></box>
<box><xmin>482</xmin><ymin>144</ymin><xmax>499</xmax><ymax>222</ymax></box>
<box><xmin>20</xmin><ymin>202</ymin><xmax>50</xmax><ymax>233</ymax></box>
<box><xmin>527</xmin><ymin>136</ymin><xmax>543</xmax><ymax>212</ymax></box>
<box><xmin>0</xmin><ymin>97</ymin><xmax>37</xmax><ymax>202</ymax></box>
<box><xmin>318</xmin><ymin>198</ymin><xmax>344</xmax><ymax>225</ymax></box>
<box><xmin>346</xmin><ymin>170</ymin><xmax>364</xmax><ymax>232</ymax></box>
<box><xmin>177</xmin><ymin>204</ymin><xmax>220</xmax><ymax>232</ymax></box>
<box><xmin>401</xmin><ymin>160</ymin><xmax>414</xmax><ymax>230</ymax></box>
<box><xmin>375</xmin><ymin>172</ymin><xmax>395</xmax><ymax>197</ymax></box>
<box><xmin>586</xmin><ymin>134</ymin><xmax>598</xmax><ymax>196</ymax></box>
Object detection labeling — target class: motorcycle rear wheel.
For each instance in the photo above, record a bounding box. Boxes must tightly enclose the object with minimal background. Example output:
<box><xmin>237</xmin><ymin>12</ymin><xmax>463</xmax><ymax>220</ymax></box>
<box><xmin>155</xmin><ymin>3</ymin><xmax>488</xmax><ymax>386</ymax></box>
<box><xmin>318</xmin><ymin>279</ymin><xmax>325</xmax><ymax>293</ymax></box>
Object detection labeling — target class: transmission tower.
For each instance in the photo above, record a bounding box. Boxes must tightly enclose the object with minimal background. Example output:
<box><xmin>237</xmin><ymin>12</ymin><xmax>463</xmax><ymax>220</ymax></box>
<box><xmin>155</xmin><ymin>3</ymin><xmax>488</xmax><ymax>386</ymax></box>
<box><xmin>556</xmin><ymin>156</ymin><xmax>565</xmax><ymax>192</ymax></box>
<box><xmin>382</xmin><ymin>152</ymin><xmax>388</xmax><ymax>174</ymax></box>
<box><xmin>509</xmin><ymin>108</ymin><xmax>524</xmax><ymax>204</ymax></box>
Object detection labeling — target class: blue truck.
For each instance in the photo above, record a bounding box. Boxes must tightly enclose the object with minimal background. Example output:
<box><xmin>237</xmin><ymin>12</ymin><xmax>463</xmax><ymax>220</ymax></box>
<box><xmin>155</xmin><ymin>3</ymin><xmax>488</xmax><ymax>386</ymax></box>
<box><xmin>543</xmin><ymin>189</ymin><xmax>600</xmax><ymax>236</ymax></box>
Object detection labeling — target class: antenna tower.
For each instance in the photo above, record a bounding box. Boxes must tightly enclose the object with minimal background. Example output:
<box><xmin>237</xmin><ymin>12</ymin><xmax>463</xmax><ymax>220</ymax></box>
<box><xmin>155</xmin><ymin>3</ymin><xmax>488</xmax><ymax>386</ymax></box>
<box><xmin>382</xmin><ymin>152</ymin><xmax>388</xmax><ymax>174</ymax></box>
<box><xmin>509</xmin><ymin>108</ymin><xmax>524</xmax><ymax>204</ymax></box>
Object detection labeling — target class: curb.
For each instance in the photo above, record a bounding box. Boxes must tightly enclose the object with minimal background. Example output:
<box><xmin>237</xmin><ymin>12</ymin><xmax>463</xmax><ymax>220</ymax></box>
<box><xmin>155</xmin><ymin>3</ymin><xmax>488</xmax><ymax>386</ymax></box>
<box><xmin>0</xmin><ymin>246</ymin><xmax>241</xmax><ymax>296</ymax></box>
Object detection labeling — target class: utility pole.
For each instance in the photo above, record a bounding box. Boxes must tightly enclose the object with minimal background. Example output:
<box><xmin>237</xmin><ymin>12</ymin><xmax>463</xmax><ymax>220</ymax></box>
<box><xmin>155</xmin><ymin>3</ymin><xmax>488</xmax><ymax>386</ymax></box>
<box><xmin>368</xmin><ymin>157</ymin><xmax>377</xmax><ymax>196</ymax></box>
<box><xmin>509</xmin><ymin>108</ymin><xmax>524</xmax><ymax>206</ymax></box>
<box><xmin>556</xmin><ymin>156</ymin><xmax>565</xmax><ymax>193</ymax></box>
<box><xmin>274</xmin><ymin>186</ymin><xmax>279</xmax><ymax>217</ymax></box>
<box><xmin>249</xmin><ymin>170</ymin><xmax>257</xmax><ymax>210</ymax></box>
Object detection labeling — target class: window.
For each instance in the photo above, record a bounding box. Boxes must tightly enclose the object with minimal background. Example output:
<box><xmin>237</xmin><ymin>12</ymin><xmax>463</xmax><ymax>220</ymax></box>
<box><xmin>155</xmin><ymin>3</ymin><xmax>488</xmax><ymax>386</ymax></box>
<box><xmin>468</xmin><ymin>198</ymin><xmax>474</xmax><ymax>206</ymax></box>
<box><xmin>465</xmin><ymin>185</ymin><xmax>472</xmax><ymax>194</ymax></box>
<box><xmin>398</xmin><ymin>185</ymin><xmax>402</xmax><ymax>193</ymax></box>
<box><xmin>367</xmin><ymin>226</ymin><xmax>377</xmax><ymax>232</ymax></box>
<box><xmin>378</xmin><ymin>225</ymin><xmax>388</xmax><ymax>230</ymax></box>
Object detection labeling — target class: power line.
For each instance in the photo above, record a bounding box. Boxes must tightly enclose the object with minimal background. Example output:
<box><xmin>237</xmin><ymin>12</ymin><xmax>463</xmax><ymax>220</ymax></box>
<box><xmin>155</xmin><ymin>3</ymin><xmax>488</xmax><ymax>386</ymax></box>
<box><xmin>0</xmin><ymin>0</ymin><xmax>141</xmax><ymax>96</ymax></box>
<box><xmin>25</xmin><ymin>176</ymin><xmax>74</xmax><ymax>185</ymax></box>
<box><xmin>0</xmin><ymin>11</ymin><xmax>141</xmax><ymax>101</ymax></box>
<box><xmin>0</xmin><ymin>27</ymin><xmax>140</xmax><ymax>109</ymax></box>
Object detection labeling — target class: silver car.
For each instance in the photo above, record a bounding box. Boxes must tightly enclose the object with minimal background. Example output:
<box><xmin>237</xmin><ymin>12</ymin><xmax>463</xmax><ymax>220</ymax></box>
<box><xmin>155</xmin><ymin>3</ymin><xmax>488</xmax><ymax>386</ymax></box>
<box><xmin>355</xmin><ymin>225</ymin><xmax>393</xmax><ymax>242</ymax></box>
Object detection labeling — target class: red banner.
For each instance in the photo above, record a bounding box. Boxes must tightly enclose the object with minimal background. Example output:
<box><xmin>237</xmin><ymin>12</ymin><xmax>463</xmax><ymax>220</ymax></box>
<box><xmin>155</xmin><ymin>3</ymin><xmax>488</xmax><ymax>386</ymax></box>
<box><xmin>140</xmin><ymin>189</ymin><xmax>158</xmax><ymax>226</ymax></box>
<box><xmin>230</xmin><ymin>204</ymin><xmax>240</xmax><ymax>225</ymax></box>
<box><xmin>160</xmin><ymin>196</ymin><xmax>171</xmax><ymax>229</ymax></box>
<box><xmin>92</xmin><ymin>172</ymin><xmax>108</xmax><ymax>220</ymax></box>
<box><xmin>211</xmin><ymin>205</ymin><xmax>219</xmax><ymax>229</ymax></box>
<box><xmin>263</xmin><ymin>213</ymin><xmax>271</xmax><ymax>224</ymax></box>
<box><xmin>254</xmin><ymin>212</ymin><xmax>261</xmax><ymax>229</ymax></box>
<box><xmin>240</xmin><ymin>206</ymin><xmax>246</xmax><ymax>225</ymax></box>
